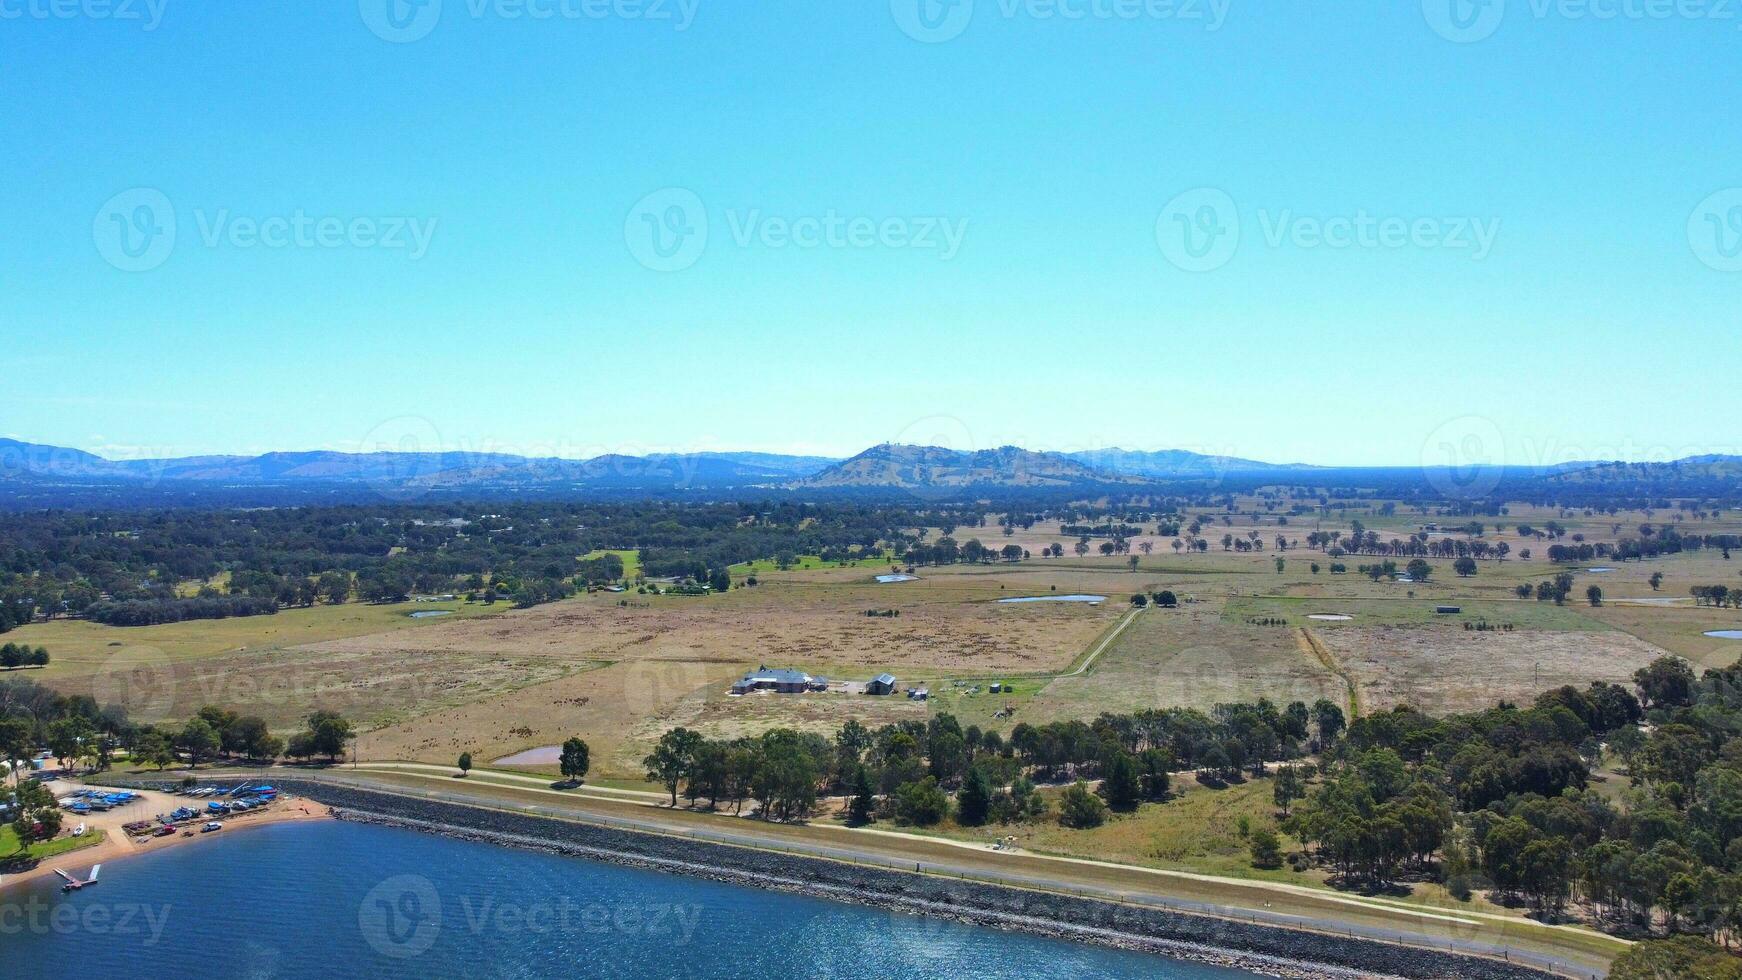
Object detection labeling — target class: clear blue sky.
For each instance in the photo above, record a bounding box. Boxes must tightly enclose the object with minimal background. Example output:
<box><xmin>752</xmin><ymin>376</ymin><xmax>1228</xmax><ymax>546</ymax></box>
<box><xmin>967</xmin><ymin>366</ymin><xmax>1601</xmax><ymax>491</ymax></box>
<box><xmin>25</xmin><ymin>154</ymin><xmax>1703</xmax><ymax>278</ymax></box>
<box><xmin>4</xmin><ymin>1</ymin><xmax>1738</xmax><ymax>467</ymax></box>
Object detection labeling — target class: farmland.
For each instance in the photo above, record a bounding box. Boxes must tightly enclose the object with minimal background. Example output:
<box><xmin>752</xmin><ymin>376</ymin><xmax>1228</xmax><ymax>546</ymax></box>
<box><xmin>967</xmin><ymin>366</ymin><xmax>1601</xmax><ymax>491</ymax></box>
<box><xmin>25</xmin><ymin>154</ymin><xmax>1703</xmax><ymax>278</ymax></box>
<box><xmin>11</xmin><ymin>502</ymin><xmax>1737</xmax><ymax>786</ymax></box>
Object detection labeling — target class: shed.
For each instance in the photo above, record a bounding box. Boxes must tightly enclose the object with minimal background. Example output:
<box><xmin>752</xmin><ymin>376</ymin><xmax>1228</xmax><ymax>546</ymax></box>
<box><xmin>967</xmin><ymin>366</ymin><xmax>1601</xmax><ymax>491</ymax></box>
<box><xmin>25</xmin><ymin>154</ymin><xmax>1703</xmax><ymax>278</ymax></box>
<box><xmin>1435</xmin><ymin>605</ymin><xmax>1462</xmax><ymax>614</ymax></box>
<box><xmin>866</xmin><ymin>673</ymin><xmax>898</xmax><ymax>696</ymax></box>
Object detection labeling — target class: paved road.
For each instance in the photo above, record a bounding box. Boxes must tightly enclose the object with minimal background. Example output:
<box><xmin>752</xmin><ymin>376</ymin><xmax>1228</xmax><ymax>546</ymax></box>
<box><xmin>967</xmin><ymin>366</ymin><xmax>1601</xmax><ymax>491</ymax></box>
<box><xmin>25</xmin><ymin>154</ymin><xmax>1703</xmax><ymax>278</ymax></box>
<box><xmin>290</xmin><ymin>769</ymin><xmax>1608</xmax><ymax>979</ymax></box>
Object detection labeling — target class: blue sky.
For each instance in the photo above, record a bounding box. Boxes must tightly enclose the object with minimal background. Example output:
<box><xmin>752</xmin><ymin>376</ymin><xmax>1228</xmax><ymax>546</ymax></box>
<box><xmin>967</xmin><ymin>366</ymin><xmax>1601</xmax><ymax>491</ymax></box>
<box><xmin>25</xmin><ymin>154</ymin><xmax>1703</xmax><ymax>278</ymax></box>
<box><xmin>3</xmin><ymin>0</ymin><xmax>1739</xmax><ymax>467</ymax></box>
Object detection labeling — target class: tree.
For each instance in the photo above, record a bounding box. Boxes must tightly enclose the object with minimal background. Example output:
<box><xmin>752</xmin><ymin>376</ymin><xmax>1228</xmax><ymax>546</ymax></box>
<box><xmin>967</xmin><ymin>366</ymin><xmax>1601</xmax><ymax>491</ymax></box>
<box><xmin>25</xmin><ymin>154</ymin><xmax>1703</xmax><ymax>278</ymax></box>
<box><xmin>132</xmin><ymin>730</ymin><xmax>175</xmax><ymax>770</ymax></box>
<box><xmin>303</xmin><ymin>711</ymin><xmax>353</xmax><ymax>763</ymax></box>
<box><xmin>1058</xmin><ymin>781</ymin><xmax>1108</xmax><ymax>829</ymax></box>
<box><xmin>1610</xmin><ymin>937</ymin><xmax>1742</xmax><ymax>980</ymax></box>
<box><xmin>1250</xmin><ymin>828</ymin><xmax>1283</xmax><ymax>869</ymax></box>
<box><xmin>1586</xmin><ymin>585</ymin><xmax>1603</xmax><ymax>607</ymax></box>
<box><xmin>560</xmin><ymin>737</ymin><xmax>591</xmax><ymax>785</ymax></box>
<box><xmin>47</xmin><ymin>716</ymin><xmax>93</xmax><ymax>769</ymax></box>
<box><xmin>1099</xmin><ymin>750</ymin><xmax>1142</xmax><ymax>811</ymax></box>
<box><xmin>958</xmin><ymin>766</ymin><xmax>993</xmax><ymax>826</ymax></box>
<box><xmin>644</xmin><ymin>728</ymin><xmax>702</xmax><ymax>805</ymax></box>
<box><xmin>1312</xmin><ymin>699</ymin><xmax>1346</xmax><ymax>746</ymax></box>
<box><xmin>1405</xmin><ymin>559</ymin><xmax>1432</xmax><ymax>583</ymax></box>
<box><xmin>847</xmin><ymin>764</ymin><xmax>875</xmax><ymax>825</ymax></box>
<box><xmin>317</xmin><ymin>570</ymin><xmax>352</xmax><ymax>604</ymax></box>
<box><xmin>1273</xmin><ymin>764</ymin><xmax>1305</xmax><ymax>816</ymax></box>
<box><xmin>1155</xmin><ymin>590</ymin><xmax>1178</xmax><ymax>608</ymax></box>
<box><xmin>458</xmin><ymin>752</ymin><xmax>472</xmax><ymax>777</ymax></box>
<box><xmin>1649</xmin><ymin>571</ymin><xmax>1664</xmax><ymax>592</ymax></box>
<box><xmin>225</xmin><ymin>715</ymin><xmax>277</xmax><ymax>760</ymax></box>
<box><xmin>178</xmin><ymin>718</ymin><xmax>220</xmax><ymax>768</ymax></box>
<box><xmin>893</xmin><ymin>777</ymin><xmax>949</xmax><ymax>826</ymax></box>
<box><xmin>1635</xmin><ymin>657</ymin><xmax>1696</xmax><ymax>709</ymax></box>
<box><xmin>9</xmin><ymin>778</ymin><xmax>63</xmax><ymax>842</ymax></box>
<box><xmin>1453</xmin><ymin>556</ymin><xmax>1477</xmax><ymax>578</ymax></box>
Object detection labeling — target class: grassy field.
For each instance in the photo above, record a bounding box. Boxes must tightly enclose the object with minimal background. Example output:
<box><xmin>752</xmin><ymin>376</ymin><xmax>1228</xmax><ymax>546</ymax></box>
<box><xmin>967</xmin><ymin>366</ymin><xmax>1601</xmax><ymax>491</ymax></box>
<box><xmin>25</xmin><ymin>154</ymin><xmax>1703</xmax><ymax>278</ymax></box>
<box><xmin>10</xmin><ymin>597</ymin><xmax>511</xmax><ymax>669</ymax></box>
<box><xmin>21</xmin><ymin>502</ymin><xmax>1733</xmax><ymax>786</ymax></box>
<box><xmin>580</xmin><ymin>549</ymin><xmax>642</xmax><ymax>580</ymax></box>
<box><xmin>728</xmin><ymin>551</ymin><xmax>895</xmax><ymax>577</ymax></box>
<box><xmin>0</xmin><ymin>825</ymin><xmax>106</xmax><ymax>863</ymax></box>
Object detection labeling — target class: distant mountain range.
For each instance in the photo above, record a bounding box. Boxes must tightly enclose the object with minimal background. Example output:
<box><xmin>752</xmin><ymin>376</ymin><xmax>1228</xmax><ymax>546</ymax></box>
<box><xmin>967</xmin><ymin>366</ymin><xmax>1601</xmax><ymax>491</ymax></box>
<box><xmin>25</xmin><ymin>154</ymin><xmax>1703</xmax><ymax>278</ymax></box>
<box><xmin>0</xmin><ymin>439</ymin><xmax>837</xmax><ymax>490</ymax></box>
<box><xmin>2</xmin><ymin>437</ymin><xmax>1736</xmax><ymax>499</ymax></box>
<box><xmin>1065</xmin><ymin>447</ymin><xmax>1307</xmax><ymax>479</ymax></box>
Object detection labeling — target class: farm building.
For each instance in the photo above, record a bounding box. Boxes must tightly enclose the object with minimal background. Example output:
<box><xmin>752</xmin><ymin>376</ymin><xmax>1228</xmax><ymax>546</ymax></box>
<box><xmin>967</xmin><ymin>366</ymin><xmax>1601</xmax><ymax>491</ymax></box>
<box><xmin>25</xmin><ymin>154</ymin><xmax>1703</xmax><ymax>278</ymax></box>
<box><xmin>866</xmin><ymin>673</ymin><xmax>898</xmax><ymax>696</ymax></box>
<box><xmin>1435</xmin><ymin>606</ymin><xmax>1462</xmax><ymax>614</ymax></box>
<box><xmin>907</xmin><ymin>686</ymin><xmax>929</xmax><ymax>701</ymax></box>
<box><xmin>731</xmin><ymin>666</ymin><xmax>825</xmax><ymax>695</ymax></box>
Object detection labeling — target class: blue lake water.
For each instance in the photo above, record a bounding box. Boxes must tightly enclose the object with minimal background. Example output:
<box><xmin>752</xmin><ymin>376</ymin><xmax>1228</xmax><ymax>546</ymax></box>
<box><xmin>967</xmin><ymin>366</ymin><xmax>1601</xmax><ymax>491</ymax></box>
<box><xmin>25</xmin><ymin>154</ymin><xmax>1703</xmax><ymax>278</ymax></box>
<box><xmin>997</xmin><ymin>595</ymin><xmax>1107</xmax><ymax>604</ymax></box>
<box><xmin>0</xmin><ymin>821</ymin><xmax>1259</xmax><ymax>978</ymax></box>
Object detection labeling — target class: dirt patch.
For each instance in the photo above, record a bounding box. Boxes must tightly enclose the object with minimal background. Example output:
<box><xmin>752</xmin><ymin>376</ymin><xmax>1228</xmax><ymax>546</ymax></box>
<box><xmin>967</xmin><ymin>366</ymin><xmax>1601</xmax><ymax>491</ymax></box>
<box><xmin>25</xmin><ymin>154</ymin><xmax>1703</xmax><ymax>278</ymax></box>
<box><xmin>1316</xmin><ymin>625</ymin><xmax>1672</xmax><ymax>715</ymax></box>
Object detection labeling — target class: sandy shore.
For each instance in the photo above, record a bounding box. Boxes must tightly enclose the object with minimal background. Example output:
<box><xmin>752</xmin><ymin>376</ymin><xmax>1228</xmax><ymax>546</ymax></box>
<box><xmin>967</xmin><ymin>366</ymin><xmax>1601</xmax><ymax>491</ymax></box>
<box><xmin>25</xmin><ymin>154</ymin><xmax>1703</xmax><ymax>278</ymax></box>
<box><xmin>0</xmin><ymin>781</ymin><xmax>329</xmax><ymax>894</ymax></box>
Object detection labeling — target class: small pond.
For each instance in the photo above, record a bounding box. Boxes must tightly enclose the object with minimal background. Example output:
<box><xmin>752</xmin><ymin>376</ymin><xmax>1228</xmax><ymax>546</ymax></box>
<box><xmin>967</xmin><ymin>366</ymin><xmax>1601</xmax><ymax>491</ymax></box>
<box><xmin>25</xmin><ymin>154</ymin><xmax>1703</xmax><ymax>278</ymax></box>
<box><xmin>1307</xmin><ymin>614</ymin><xmax>1353</xmax><ymax>621</ymax></box>
<box><xmin>494</xmin><ymin>745</ymin><xmax>561</xmax><ymax>766</ymax></box>
<box><xmin>997</xmin><ymin>595</ymin><xmax>1107</xmax><ymax>605</ymax></box>
<box><xmin>875</xmin><ymin>574</ymin><xmax>917</xmax><ymax>583</ymax></box>
<box><xmin>1706</xmin><ymin>631</ymin><xmax>1742</xmax><ymax>641</ymax></box>
<box><xmin>409</xmin><ymin>610</ymin><xmax>454</xmax><ymax>619</ymax></box>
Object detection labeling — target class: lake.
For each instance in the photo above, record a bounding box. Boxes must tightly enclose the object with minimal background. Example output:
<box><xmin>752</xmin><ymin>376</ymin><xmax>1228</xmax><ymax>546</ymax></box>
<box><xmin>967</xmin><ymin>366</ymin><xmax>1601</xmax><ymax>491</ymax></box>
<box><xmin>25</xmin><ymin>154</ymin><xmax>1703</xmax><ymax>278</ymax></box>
<box><xmin>0</xmin><ymin>821</ymin><xmax>1262</xmax><ymax>979</ymax></box>
<box><xmin>997</xmin><ymin>595</ymin><xmax>1108</xmax><ymax>605</ymax></box>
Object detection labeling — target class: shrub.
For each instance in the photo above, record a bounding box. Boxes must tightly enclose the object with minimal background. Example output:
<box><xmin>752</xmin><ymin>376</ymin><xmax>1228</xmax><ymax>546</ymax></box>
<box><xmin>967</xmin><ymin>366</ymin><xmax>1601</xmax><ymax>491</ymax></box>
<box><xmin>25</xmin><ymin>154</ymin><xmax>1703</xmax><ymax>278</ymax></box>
<box><xmin>893</xmin><ymin>777</ymin><xmax>949</xmax><ymax>826</ymax></box>
<box><xmin>1249</xmin><ymin>829</ymin><xmax>1283</xmax><ymax>870</ymax></box>
<box><xmin>1058</xmin><ymin>781</ymin><xmax>1108</xmax><ymax>829</ymax></box>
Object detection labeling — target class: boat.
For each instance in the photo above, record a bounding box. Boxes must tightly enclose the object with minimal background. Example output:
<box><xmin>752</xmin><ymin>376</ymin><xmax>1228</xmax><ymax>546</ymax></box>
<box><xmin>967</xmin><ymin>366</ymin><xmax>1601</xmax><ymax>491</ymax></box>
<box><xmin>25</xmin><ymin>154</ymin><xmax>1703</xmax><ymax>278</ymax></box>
<box><xmin>71</xmin><ymin>823</ymin><xmax>86</xmax><ymax>837</ymax></box>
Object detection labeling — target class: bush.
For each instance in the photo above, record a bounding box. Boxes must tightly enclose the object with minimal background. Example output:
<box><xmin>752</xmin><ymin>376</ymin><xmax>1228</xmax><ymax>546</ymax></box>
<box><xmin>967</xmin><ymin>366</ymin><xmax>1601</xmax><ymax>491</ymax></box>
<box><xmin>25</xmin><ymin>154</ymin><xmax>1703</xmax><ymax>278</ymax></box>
<box><xmin>893</xmin><ymin>777</ymin><xmax>949</xmax><ymax>826</ymax></box>
<box><xmin>1058</xmin><ymin>781</ymin><xmax>1107</xmax><ymax>829</ymax></box>
<box><xmin>1610</xmin><ymin>937</ymin><xmax>1742</xmax><ymax>980</ymax></box>
<box><xmin>1249</xmin><ymin>828</ymin><xmax>1283</xmax><ymax>870</ymax></box>
<box><xmin>1446</xmin><ymin>875</ymin><xmax>1474</xmax><ymax>902</ymax></box>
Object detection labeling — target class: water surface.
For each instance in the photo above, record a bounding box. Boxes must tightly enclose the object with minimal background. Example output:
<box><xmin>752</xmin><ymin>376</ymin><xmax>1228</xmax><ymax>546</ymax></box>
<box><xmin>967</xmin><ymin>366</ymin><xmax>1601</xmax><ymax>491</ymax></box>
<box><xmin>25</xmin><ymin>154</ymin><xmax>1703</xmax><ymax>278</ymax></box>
<box><xmin>0</xmin><ymin>821</ymin><xmax>1260</xmax><ymax>979</ymax></box>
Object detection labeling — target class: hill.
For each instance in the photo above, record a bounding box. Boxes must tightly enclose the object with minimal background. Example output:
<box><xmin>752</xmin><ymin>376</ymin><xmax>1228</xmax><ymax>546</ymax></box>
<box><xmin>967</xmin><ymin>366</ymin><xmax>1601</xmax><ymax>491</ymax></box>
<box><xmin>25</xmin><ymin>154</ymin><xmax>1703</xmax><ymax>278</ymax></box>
<box><xmin>801</xmin><ymin>444</ymin><xmax>1137</xmax><ymax>489</ymax></box>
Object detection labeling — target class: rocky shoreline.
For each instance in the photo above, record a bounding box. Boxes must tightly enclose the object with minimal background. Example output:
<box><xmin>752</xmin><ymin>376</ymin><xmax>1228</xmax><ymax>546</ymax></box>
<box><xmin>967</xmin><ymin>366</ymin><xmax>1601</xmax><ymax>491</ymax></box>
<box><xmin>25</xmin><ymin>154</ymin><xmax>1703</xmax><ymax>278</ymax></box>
<box><xmin>335</xmin><ymin>808</ymin><xmax>1372</xmax><ymax>980</ymax></box>
<box><xmin>248</xmin><ymin>779</ymin><xmax>1565</xmax><ymax>980</ymax></box>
